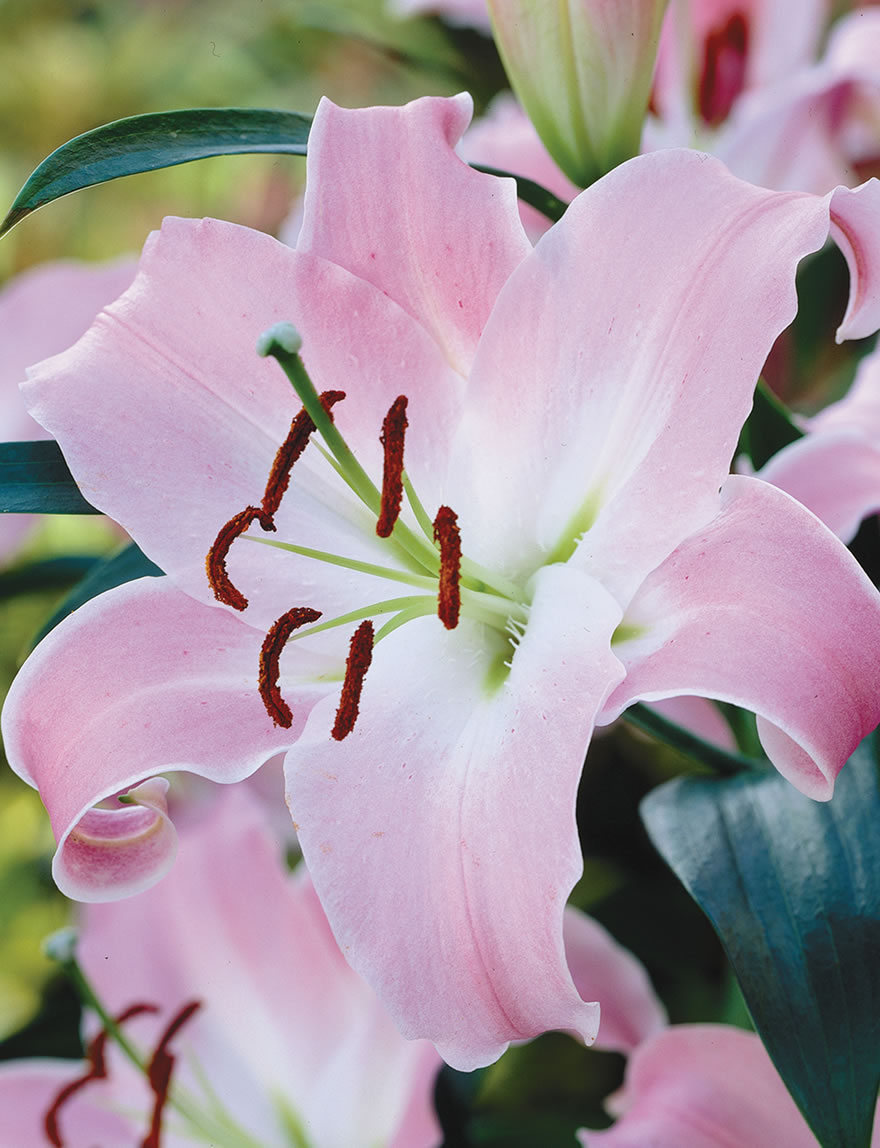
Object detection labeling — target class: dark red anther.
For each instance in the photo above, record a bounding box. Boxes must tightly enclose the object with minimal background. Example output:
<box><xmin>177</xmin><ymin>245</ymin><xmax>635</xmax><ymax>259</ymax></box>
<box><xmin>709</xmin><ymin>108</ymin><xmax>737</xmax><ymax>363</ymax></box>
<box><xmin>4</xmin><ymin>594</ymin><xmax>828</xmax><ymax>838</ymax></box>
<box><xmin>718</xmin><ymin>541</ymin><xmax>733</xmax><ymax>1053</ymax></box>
<box><xmin>331</xmin><ymin>621</ymin><xmax>375</xmax><ymax>740</ymax></box>
<box><xmin>432</xmin><ymin>506</ymin><xmax>461</xmax><ymax>630</ymax></box>
<box><xmin>375</xmin><ymin>396</ymin><xmax>409</xmax><ymax>538</ymax></box>
<box><xmin>141</xmin><ymin>1000</ymin><xmax>201</xmax><ymax>1148</ymax></box>
<box><xmin>206</xmin><ymin>505</ymin><xmax>274</xmax><ymax>611</ymax></box>
<box><xmin>262</xmin><ymin>389</ymin><xmax>346</xmax><ymax>518</ymax></box>
<box><xmin>259</xmin><ymin>607</ymin><xmax>323</xmax><ymax>728</ymax></box>
<box><xmin>45</xmin><ymin>1003</ymin><xmax>159</xmax><ymax>1147</ymax></box>
<box><xmin>699</xmin><ymin>12</ymin><xmax>749</xmax><ymax>127</ymax></box>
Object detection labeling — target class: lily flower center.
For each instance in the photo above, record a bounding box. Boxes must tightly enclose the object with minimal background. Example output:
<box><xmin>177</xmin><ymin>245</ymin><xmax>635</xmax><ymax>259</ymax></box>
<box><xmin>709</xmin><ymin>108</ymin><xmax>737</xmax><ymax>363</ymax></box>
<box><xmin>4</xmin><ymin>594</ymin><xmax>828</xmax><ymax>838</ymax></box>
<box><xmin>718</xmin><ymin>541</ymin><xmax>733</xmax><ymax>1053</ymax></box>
<box><xmin>205</xmin><ymin>323</ymin><xmax>529</xmax><ymax>738</ymax></box>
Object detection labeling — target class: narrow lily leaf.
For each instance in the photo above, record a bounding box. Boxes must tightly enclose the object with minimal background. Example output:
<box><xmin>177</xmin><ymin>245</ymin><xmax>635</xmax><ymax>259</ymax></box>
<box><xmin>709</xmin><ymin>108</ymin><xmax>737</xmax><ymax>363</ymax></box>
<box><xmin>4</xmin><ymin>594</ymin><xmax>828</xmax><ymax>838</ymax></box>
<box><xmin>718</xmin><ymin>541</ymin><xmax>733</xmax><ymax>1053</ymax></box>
<box><xmin>739</xmin><ymin>378</ymin><xmax>804</xmax><ymax>469</ymax></box>
<box><xmin>0</xmin><ymin>107</ymin><xmax>312</xmax><ymax>236</ymax></box>
<box><xmin>0</xmin><ymin>441</ymin><xmax>97</xmax><ymax>514</ymax></box>
<box><xmin>35</xmin><ymin>542</ymin><xmax>163</xmax><ymax>644</ymax></box>
<box><xmin>623</xmin><ymin>701</ymin><xmax>761</xmax><ymax>777</ymax></box>
<box><xmin>641</xmin><ymin>735</ymin><xmax>880</xmax><ymax>1148</ymax></box>
<box><xmin>0</xmin><ymin>555</ymin><xmax>98</xmax><ymax>601</ymax></box>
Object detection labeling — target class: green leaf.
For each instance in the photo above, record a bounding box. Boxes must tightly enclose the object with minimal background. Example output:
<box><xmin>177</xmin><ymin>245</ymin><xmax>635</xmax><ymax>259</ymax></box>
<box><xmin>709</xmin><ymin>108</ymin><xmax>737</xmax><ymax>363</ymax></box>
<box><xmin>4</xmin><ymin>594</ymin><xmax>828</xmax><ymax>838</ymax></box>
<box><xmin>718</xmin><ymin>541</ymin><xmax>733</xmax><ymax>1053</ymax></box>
<box><xmin>0</xmin><ymin>441</ymin><xmax>97</xmax><ymax>514</ymax></box>
<box><xmin>641</xmin><ymin>736</ymin><xmax>880</xmax><ymax>1148</ymax></box>
<box><xmin>0</xmin><ymin>107</ymin><xmax>312</xmax><ymax>236</ymax></box>
<box><xmin>740</xmin><ymin>378</ymin><xmax>803</xmax><ymax>470</ymax></box>
<box><xmin>35</xmin><ymin>542</ymin><xmax>163</xmax><ymax>644</ymax></box>
<box><xmin>0</xmin><ymin>555</ymin><xmax>99</xmax><ymax>601</ymax></box>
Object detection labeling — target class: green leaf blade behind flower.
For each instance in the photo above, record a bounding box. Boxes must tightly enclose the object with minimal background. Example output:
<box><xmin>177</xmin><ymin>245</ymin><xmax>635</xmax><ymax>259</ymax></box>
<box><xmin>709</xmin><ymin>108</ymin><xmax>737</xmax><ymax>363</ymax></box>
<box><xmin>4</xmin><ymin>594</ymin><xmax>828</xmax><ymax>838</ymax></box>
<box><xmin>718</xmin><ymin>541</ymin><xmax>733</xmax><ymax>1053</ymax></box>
<box><xmin>641</xmin><ymin>736</ymin><xmax>880</xmax><ymax>1148</ymax></box>
<box><xmin>0</xmin><ymin>441</ymin><xmax>98</xmax><ymax>514</ymax></box>
<box><xmin>0</xmin><ymin>107</ymin><xmax>312</xmax><ymax>236</ymax></box>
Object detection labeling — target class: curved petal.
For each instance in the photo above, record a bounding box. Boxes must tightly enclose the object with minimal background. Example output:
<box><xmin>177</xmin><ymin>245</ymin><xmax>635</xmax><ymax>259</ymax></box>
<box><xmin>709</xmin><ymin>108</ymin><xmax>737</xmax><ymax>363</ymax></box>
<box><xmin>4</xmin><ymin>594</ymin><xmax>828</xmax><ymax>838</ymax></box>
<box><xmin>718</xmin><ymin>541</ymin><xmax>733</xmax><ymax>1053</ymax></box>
<box><xmin>286</xmin><ymin>563</ymin><xmax>625</xmax><ymax>1070</ymax></box>
<box><xmin>79</xmin><ymin>788</ymin><xmax>441</xmax><ymax>1148</ymax></box>
<box><xmin>0</xmin><ymin>1061</ymin><xmax>139</xmax><ymax>1147</ymax></box>
<box><xmin>758</xmin><ymin>429</ymin><xmax>880</xmax><ymax>542</ymax></box>
<box><xmin>459</xmin><ymin>93</ymin><xmax>577</xmax><ymax>241</ymax></box>
<box><xmin>829</xmin><ymin>179</ymin><xmax>880</xmax><ymax>340</ymax></box>
<box><xmin>601</xmin><ymin>475</ymin><xmax>880</xmax><ymax>800</ymax></box>
<box><xmin>810</xmin><ymin>339</ymin><xmax>880</xmax><ymax>436</ymax></box>
<box><xmin>1</xmin><ymin>578</ymin><xmax>332</xmax><ymax>900</ymax></box>
<box><xmin>578</xmin><ymin>1025</ymin><xmax>822</xmax><ymax>1148</ymax></box>
<box><xmin>298</xmin><ymin>94</ymin><xmax>530</xmax><ymax>378</ymax></box>
<box><xmin>563</xmin><ymin>908</ymin><xmax>667</xmax><ymax>1054</ymax></box>
<box><xmin>23</xmin><ymin>218</ymin><xmax>464</xmax><ymax>628</ymax></box>
<box><xmin>449</xmin><ymin>149</ymin><xmax>839</xmax><ymax>598</ymax></box>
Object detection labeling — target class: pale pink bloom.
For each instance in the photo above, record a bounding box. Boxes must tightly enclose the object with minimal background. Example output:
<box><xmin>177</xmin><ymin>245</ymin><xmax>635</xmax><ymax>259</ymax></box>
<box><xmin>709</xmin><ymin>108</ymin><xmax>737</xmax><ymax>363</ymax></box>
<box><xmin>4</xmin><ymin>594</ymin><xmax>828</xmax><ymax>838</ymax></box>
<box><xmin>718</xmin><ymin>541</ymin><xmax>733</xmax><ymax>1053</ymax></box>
<box><xmin>758</xmin><ymin>340</ymin><xmax>880</xmax><ymax>542</ymax></box>
<box><xmin>578</xmin><ymin>1023</ymin><xmax>880</xmax><ymax>1146</ymax></box>
<box><xmin>0</xmin><ymin>789</ymin><xmax>443</xmax><ymax>1148</ymax></box>
<box><xmin>6</xmin><ymin>94</ymin><xmax>880</xmax><ymax>1068</ymax></box>
<box><xmin>0</xmin><ymin>259</ymin><xmax>135</xmax><ymax>559</ymax></box>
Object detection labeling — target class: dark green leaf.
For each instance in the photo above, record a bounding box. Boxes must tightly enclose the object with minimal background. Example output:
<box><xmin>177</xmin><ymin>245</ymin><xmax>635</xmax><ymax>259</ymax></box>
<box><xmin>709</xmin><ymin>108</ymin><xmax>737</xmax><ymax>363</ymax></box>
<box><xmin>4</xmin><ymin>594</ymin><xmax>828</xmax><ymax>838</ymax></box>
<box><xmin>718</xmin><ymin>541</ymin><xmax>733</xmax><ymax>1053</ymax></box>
<box><xmin>35</xmin><ymin>541</ymin><xmax>163</xmax><ymax>644</ymax></box>
<box><xmin>0</xmin><ymin>441</ymin><xmax>97</xmax><ymax>514</ymax></box>
<box><xmin>739</xmin><ymin>378</ymin><xmax>803</xmax><ymax>469</ymax></box>
<box><xmin>0</xmin><ymin>107</ymin><xmax>312</xmax><ymax>236</ymax></box>
<box><xmin>624</xmin><ymin>701</ymin><xmax>764</xmax><ymax>777</ymax></box>
<box><xmin>641</xmin><ymin>735</ymin><xmax>880</xmax><ymax>1148</ymax></box>
<box><xmin>472</xmin><ymin>165</ymin><xmax>567</xmax><ymax>223</ymax></box>
<box><xmin>0</xmin><ymin>555</ymin><xmax>99</xmax><ymax>600</ymax></box>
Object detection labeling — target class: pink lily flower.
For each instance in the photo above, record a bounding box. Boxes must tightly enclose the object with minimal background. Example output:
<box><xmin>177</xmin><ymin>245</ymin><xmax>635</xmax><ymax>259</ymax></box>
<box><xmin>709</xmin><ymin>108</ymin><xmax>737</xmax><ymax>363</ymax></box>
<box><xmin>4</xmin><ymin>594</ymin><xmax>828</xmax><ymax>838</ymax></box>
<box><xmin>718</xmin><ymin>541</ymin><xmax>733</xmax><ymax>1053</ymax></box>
<box><xmin>0</xmin><ymin>788</ymin><xmax>443</xmax><ymax>1148</ymax></box>
<box><xmin>757</xmin><ymin>339</ymin><xmax>880</xmax><ymax>542</ymax></box>
<box><xmin>5</xmin><ymin>94</ymin><xmax>880</xmax><ymax>1068</ymax></box>
<box><xmin>578</xmin><ymin>1023</ymin><xmax>880</xmax><ymax>1146</ymax></box>
<box><xmin>0</xmin><ymin>258</ymin><xmax>136</xmax><ymax>560</ymax></box>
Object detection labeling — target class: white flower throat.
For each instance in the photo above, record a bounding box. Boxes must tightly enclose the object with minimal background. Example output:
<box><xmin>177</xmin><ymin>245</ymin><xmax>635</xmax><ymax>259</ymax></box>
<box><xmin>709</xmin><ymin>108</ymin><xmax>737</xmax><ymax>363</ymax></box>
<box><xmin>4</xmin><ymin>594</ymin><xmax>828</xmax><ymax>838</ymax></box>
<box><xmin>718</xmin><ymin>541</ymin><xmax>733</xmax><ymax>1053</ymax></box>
<box><xmin>205</xmin><ymin>323</ymin><xmax>530</xmax><ymax>737</ymax></box>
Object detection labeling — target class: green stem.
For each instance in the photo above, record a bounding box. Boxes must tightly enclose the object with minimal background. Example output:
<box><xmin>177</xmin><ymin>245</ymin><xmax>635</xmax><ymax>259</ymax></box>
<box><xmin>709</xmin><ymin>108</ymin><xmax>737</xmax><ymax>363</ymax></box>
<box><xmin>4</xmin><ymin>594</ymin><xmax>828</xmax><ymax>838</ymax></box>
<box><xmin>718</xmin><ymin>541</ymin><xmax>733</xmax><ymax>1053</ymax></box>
<box><xmin>624</xmin><ymin>702</ymin><xmax>767</xmax><ymax>778</ymax></box>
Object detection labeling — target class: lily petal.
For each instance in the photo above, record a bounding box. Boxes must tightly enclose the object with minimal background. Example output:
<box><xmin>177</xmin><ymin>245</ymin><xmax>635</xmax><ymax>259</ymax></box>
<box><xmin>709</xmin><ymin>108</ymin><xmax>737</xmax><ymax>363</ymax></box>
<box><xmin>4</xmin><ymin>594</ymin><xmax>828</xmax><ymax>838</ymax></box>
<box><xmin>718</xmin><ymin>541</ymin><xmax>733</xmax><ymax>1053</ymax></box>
<box><xmin>563</xmin><ymin>908</ymin><xmax>667</xmax><ymax>1054</ymax></box>
<box><xmin>601</xmin><ymin>475</ymin><xmax>880</xmax><ymax>799</ymax></box>
<box><xmin>285</xmin><ymin>564</ymin><xmax>625</xmax><ymax>1070</ymax></box>
<box><xmin>578</xmin><ymin>1025</ymin><xmax>823</xmax><ymax>1147</ymax></box>
<box><xmin>1</xmin><ymin>578</ymin><xmax>331</xmax><ymax>900</ymax></box>
<box><xmin>450</xmin><ymin>149</ymin><xmax>839</xmax><ymax>598</ymax></box>
<box><xmin>298</xmin><ymin>94</ymin><xmax>530</xmax><ymax>378</ymax></box>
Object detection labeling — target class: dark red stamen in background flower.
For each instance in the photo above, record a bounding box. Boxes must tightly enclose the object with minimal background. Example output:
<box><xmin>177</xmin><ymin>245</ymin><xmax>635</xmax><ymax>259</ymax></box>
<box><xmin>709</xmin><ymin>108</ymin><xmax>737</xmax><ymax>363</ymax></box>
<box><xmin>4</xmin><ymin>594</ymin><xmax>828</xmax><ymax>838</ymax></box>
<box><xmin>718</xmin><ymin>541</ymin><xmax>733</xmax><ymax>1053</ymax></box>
<box><xmin>332</xmin><ymin>621</ymin><xmax>374</xmax><ymax>740</ymax></box>
<box><xmin>699</xmin><ymin>11</ymin><xmax>749</xmax><ymax>127</ymax></box>
<box><xmin>433</xmin><ymin>506</ymin><xmax>461</xmax><ymax>630</ymax></box>
<box><xmin>45</xmin><ymin>1003</ymin><xmax>159</xmax><ymax>1147</ymax></box>
<box><xmin>141</xmin><ymin>1000</ymin><xmax>201</xmax><ymax>1148</ymax></box>
<box><xmin>206</xmin><ymin>506</ymin><xmax>274</xmax><ymax>611</ymax></box>
<box><xmin>262</xmin><ymin>389</ymin><xmax>346</xmax><ymax>518</ymax></box>
<box><xmin>259</xmin><ymin>607</ymin><xmax>323</xmax><ymax>728</ymax></box>
<box><xmin>375</xmin><ymin>396</ymin><xmax>409</xmax><ymax>538</ymax></box>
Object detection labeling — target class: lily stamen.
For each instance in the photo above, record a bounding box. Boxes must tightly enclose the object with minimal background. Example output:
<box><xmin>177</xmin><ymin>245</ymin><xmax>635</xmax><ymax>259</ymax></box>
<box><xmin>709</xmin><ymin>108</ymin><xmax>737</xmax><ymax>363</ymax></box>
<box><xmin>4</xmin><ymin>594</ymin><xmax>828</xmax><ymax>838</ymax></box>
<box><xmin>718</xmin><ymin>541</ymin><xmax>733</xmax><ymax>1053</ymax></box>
<box><xmin>45</xmin><ymin>1003</ymin><xmax>160</xmax><ymax>1148</ymax></box>
<box><xmin>433</xmin><ymin>506</ymin><xmax>462</xmax><ymax>629</ymax></box>
<box><xmin>262</xmin><ymin>389</ymin><xmax>346</xmax><ymax>518</ymax></box>
<box><xmin>206</xmin><ymin>506</ymin><xmax>274</xmax><ymax>611</ymax></box>
<box><xmin>332</xmin><ymin>621</ymin><xmax>375</xmax><ymax>740</ymax></box>
<box><xmin>259</xmin><ymin>607</ymin><xmax>323</xmax><ymax>728</ymax></box>
<box><xmin>142</xmin><ymin>1000</ymin><xmax>202</xmax><ymax>1148</ymax></box>
<box><xmin>376</xmin><ymin>395</ymin><xmax>408</xmax><ymax>538</ymax></box>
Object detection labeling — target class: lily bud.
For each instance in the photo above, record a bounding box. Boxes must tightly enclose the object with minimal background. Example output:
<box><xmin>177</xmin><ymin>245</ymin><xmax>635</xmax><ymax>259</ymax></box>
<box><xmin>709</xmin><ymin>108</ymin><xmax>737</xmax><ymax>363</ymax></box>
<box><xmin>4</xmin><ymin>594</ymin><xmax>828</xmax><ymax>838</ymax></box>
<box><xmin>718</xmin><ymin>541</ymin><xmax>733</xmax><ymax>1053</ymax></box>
<box><xmin>487</xmin><ymin>0</ymin><xmax>669</xmax><ymax>187</ymax></box>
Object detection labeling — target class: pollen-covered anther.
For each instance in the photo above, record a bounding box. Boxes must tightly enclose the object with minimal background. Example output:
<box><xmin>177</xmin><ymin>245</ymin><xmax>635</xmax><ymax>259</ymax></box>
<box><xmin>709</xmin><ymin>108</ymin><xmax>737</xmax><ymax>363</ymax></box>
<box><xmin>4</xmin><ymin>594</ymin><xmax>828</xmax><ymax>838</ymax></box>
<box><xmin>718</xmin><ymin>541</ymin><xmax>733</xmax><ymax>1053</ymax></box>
<box><xmin>375</xmin><ymin>395</ymin><xmax>409</xmax><ymax>538</ymax></box>
<box><xmin>332</xmin><ymin>620</ymin><xmax>375</xmax><ymax>741</ymax></box>
<box><xmin>206</xmin><ymin>505</ymin><xmax>274</xmax><ymax>611</ymax></box>
<box><xmin>45</xmin><ymin>1002</ymin><xmax>160</xmax><ymax>1148</ymax></box>
<box><xmin>433</xmin><ymin>505</ymin><xmax>462</xmax><ymax>630</ymax></box>
<box><xmin>262</xmin><ymin>389</ymin><xmax>346</xmax><ymax>518</ymax></box>
<box><xmin>142</xmin><ymin>999</ymin><xmax>201</xmax><ymax>1148</ymax></box>
<box><xmin>259</xmin><ymin>607</ymin><xmax>323</xmax><ymax>728</ymax></box>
